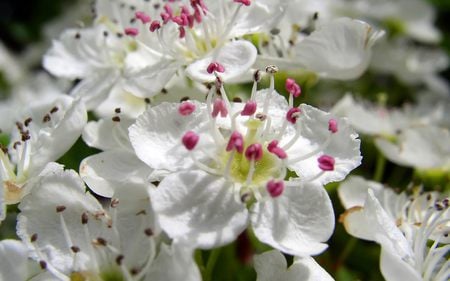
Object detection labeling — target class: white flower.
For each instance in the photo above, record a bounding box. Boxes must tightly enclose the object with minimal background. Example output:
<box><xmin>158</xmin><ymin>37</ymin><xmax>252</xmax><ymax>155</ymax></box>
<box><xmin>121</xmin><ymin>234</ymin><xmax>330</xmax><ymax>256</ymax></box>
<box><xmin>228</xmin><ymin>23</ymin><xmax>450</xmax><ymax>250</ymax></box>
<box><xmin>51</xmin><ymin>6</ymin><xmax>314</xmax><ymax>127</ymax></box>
<box><xmin>339</xmin><ymin>176</ymin><xmax>450</xmax><ymax>281</ymax></box>
<box><xmin>17</xmin><ymin>166</ymin><xmax>201</xmax><ymax>281</ymax></box>
<box><xmin>0</xmin><ymin>240</ymin><xmax>29</xmax><ymax>281</ymax></box>
<box><xmin>254</xmin><ymin>249</ymin><xmax>334</xmax><ymax>281</ymax></box>
<box><xmin>374</xmin><ymin>126</ymin><xmax>450</xmax><ymax>171</ymax></box>
<box><xmin>129</xmin><ymin>72</ymin><xmax>361</xmax><ymax>255</ymax></box>
<box><xmin>0</xmin><ymin>96</ymin><xmax>86</xmax><ymax>223</ymax></box>
<box><xmin>256</xmin><ymin>17</ymin><xmax>384</xmax><ymax>80</ymax></box>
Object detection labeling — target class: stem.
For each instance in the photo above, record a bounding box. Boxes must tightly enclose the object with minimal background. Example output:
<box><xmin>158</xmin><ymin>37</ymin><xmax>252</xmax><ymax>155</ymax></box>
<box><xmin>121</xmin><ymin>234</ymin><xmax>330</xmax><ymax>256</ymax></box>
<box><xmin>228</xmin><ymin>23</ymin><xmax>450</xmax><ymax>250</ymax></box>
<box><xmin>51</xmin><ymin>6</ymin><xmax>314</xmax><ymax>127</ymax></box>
<box><xmin>195</xmin><ymin>250</ymin><xmax>206</xmax><ymax>280</ymax></box>
<box><xmin>335</xmin><ymin>237</ymin><xmax>357</xmax><ymax>270</ymax></box>
<box><xmin>374</xmin><ymin>151</ymin><xmax>386</xmax><ymax>182</ymax></box>
<box><xmin>205</xmin><ymin>248</ymin><xmax>222</xmax><ymax>281</ymax></box>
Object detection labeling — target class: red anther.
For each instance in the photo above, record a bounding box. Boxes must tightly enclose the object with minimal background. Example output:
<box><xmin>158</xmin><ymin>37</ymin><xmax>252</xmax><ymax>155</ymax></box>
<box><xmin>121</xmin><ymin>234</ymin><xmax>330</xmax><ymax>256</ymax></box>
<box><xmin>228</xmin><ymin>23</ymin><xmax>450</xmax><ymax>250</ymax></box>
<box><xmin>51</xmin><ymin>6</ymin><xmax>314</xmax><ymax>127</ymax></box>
<box><xmin>124</xmin><ymin>27</ymin><xmax>139</xmax><ymax>36</ymax></box>
<box><xmin>178</xmin><ymin>101</ymin><xmax>196</xmax><ymax>116</ymax></box>
<box><xmin>234</xmin><ymin>0</ymin><xmax>251</xmax><ymax>6</ymax></box>
<box><xmin>179</xmin><ymin>26</ymin><xmax>186</xmax><ymax>38</ymax></box>
<box><xmin>267</xmin><ymin>140</ymin><xmax>287</xmax><ymax>159</ymax></box>
<box><xmin>245</xmin><ymin>143</ymin><xmax>263</xmax><ymax>161</ymax></box>
<box><xmin>163</xmin><ymin>4</ymin><xmax>173</xmax><ymax>16</ymax></box>
<box><xmin>161</xmin><ymin>12</ymin><xmax>171</xmax><ymax>23</ymax></box>
<box><xmin>318</xmin><ymin>155</ymin><xmax>335</xmax><ymax>171</ymax></box>
<box><xmin>135</xmin><ymin>11</ymin><xmax>151</xmax><ymax>24</ymax></box>
<box><xmin>328</xmin><ymin>119</ymin><xmax>338</xmax><ymax>133</ymax></box>
<box><xmin>226</xmin><ymin>131</ymin><xmax>244</xmax><ymax>153</ymax></box>
<box><xmin>285</xmin><ymin>78</ymin><xmax>301</xmax><ymax>98</ymax></box>
<box><xmin>266</xmin><ymin>180</ymin><xmax>284</xmax><ymax>198</ymax></box>
<box><xmin>241</xmin><ymin>101</ymin><xmax>257</xmax><ymax>116</ymax></box>
<box><xmin>193</xmin><ymin>8</ymin><xmax>202</xmax><ymax>23</ymax></box>
<box><xmin>212</xmin><ymin>99</ymin><xmax>228</xmax><ymax>118</ymax></box>
<box><xmin>286</xmin><ymin>107</ymin><xmax>301</xmax><ymax>124</ymax></box>
<box><xmin>150</xmin><ymin>20</ymin><xmax>161</xmax><ymax>32</ymax></box>
<box><xmin>207</xmin><ymin>62</ymin><xmax>226</xmax><ymax>74</ymax></box>
<box><xmin>182</xmin><ymin>131</ymin><xmax>199</xmax><ymax>150</ymax></box>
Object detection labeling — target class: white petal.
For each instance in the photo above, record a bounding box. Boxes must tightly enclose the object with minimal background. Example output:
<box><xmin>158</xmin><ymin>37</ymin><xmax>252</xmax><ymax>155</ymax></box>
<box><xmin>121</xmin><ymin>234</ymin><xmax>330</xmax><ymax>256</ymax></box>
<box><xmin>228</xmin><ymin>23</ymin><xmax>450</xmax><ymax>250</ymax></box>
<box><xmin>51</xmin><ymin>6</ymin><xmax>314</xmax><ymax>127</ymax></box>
<box><xmin>186</xmin><ymin>40</ymin><xmax>257</xmax><ymax>82</ymax></box>
<box><xmin>0</xmin><ymin>240</ymin><xmax>28</xmax><ymax>281</ymax></box>
<box><xmin>150</xmin><ymin>170</ymin><xmax>249</xmax><ymax>249</ymax></box>
<box><xmin>296</xmin><ymin>18</ymin><xmax>383</xmax><ymax>80</ymax></box>
<box><xmin>380</xmin><ymin>248</ymin><xmax>422</xmax><ymax>281</ymax></box>
<box><xmin>29</xmin><ymin>98</ymin><xmax>87</xmax><ymax>174</ymax></box>
<box><xmin>375</xmin><ymin>126</ymin><xmax>450</xmax><ymax>169</ymax></box>
<box><xmin>341</xmin><ymin>190</ymin><xmax>413</xmax><ymax>259</ymax></box>
<box><xmin>82</xmin><ymin>118</ymin><xmax>134</xmax><ymax>151</ymax></box>
<box><xmin>286</xmin><ymin>104</ymin><xmax>362</xmax><ymax>185</ymax></box>
<box><xmin>80</xmin><ymin>150</ymin><xmax>151</xmax><ymax>197</ymax></box>
<box><xmin>71</xmin><ymin>71</ymin><xmax>120</xmax><ymax>109</ymax></box>
<box><xmin>0</xmin><ymin>176</ymin><xmax>5</xmax><ymax>222</ymax></box>
<box><xmin>338</xmin><ymin>175</ymin><xmax>383</xmax><ymax>209</ymax></box>
<box><xmin>254</xmin><ymin>250</ymin><xmax>288</xmax><ymax>281</ymax></box>
<box><xmin>146</xmin><ymin>243</ymin><xmax>201</xmax><ymax>281</ymax></box>
<box><xmin>17</xmin><ymin>168</ymin><xmax>105</xmax><ymax>273</ymax></box>
<box><xmin>251</xmin><ymin>182</ymin><xmax>334</xmax><ymax>257</ymax></box>
<box><xmin>129</xmin><ymin>102</ymin><xmax>212</xmax><ymax>172</ymax></box>
<box><xmin>289</xmin><ymin>256</ymin><xmax>334</xmax><ymax>281</ymax></box>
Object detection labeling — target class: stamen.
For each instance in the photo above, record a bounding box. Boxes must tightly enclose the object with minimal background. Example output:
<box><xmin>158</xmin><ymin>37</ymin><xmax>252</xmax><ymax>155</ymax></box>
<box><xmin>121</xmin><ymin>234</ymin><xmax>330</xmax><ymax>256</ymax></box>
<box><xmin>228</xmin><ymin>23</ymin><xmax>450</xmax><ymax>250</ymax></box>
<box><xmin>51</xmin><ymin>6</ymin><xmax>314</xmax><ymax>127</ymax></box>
<box><xmin>318</xmin><ymin>155</ymin><xmax>335</xmax><ymax>171</ymax></box>
<box><xmin>241</xmin><ymin>101</ymin><xmax>257</xmax><ymax>116</ymax></box>
<box><xmin>182</xmin><ymin>131</ymin><xmax>199</xmax><ymax>150</ymax></box>
<box><xmin>267</xmin><ymin>140</ymin><xmax>287</xmax><ymax>159</ymax></box>
<box><xmin>212</xmin><ymin>99</ymin><xmax>228</xmax><ymax>118</ymax></box>
<box><xmin>125</xmin><ymin>27</ymin><xmax>139</xmax><ymax>36</ymax></box>
<box><xmin>285</xmin><ymin>78</ymin><xmax>301</xmax><ymax>98</ymax></box>
<box><xmin>266</xmin><ymin>180</ymin><xmax>284</xmax><ymax>198</ymax></box>
<box><xmin>226</xmin><ymin>131</ymin><xmax>244</xmax><ymax>153</ymax></box>
<box><xmin>286</xmin><ymin>107</ymin><xmax>301</xmax><ymax>124</ymax></box>
<box><xmin>150</xmin><ymin>20</ymin><xmax>161</xmax><ymax>32</ymax></box>
<box><xmin>245</xmin><ymin>143</ymin><xmax>263</xmax><ymax>161</ymax></box>
<box><xmin>178</xmin><ymin>101</ymin><xmax>196</xmax><ymax>116</ymax></box>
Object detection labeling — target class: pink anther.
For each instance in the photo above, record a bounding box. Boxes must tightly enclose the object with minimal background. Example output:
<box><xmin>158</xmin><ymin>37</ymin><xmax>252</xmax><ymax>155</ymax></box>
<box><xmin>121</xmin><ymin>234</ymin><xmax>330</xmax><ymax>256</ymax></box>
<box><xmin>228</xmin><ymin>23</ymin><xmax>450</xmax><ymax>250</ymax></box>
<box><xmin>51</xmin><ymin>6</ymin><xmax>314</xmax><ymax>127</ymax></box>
<box><xmin>241</xmin><ymin>101</ymin><xmax>257</xmax><ymax>116</ymax></box>
<box><xmin>318</xmin><ymin>155</ymin><xmax>335</xmax><ymax>171</ymax></box>
<box><xmin>286</xmin><ymin>107</ymin><xmax>301</xmax><ymax>124</ymax></box>
<box><xmin>212</xmin><ymin>99</ymin><xmax>228</xmax><ymax>118</ymax></box>
<box><xmin>124</xmin><ymin>27</ymin><xmax>139</xmax><ymax>37</ymax></box>
<box><xmin>182</xmin><ymin>131</ymin><xmax>199</xmax><ymax>150</ymax></box>
<box><xmin>267</xmin><ymin>140</ymin><xmax>287</xmax><ymax>159</ymax></box>
<box><xmin>207</xmin><ymin>62</ymin><xmax>225</xmax><ymax>74</ymax></box>
<box><xmin>226</xmin><ymin>131</ymin><xmax>244</xmax><ymax>153</ymax></box>
<box><xmin>328</xmin><ymin>119</ymin><xmax>338</xmax><ymax>133</ymax></box>
<box><xmin>179</xmin><ymin>26</ymin><xmax>186</xmax><ymax>38</ymax></box>
<box><xmin>245</xmin><ymin>143</ymin><xmax>263</xmax><ymax>161</ymax></box>
<box><xmin>150</xmin><ymin>20</ymin><xmax>161</xmax><ymax>32</ymax></box>
<box><xmin>266</xmin><ymin>180</ymin><xmax>284</xmax><ymax>198</ymax></box>
<box><xmin>178</xmin><ymin>101</ymin><xmax>196</xmax><ymax>116</ymax></box>
<box><xmin>135</xmin><ymin>11</ymin><xmax>151</xmax><ymax>24</ymax></box>
<box><xmin>285</xmin><ymin>78</ymin><xmax>301</xmax><ymax>98</ymax></box>
<box><xmin>234</xmin><ymin>0</ymin><xmax>251</xmax><ymax>6</ymax></box>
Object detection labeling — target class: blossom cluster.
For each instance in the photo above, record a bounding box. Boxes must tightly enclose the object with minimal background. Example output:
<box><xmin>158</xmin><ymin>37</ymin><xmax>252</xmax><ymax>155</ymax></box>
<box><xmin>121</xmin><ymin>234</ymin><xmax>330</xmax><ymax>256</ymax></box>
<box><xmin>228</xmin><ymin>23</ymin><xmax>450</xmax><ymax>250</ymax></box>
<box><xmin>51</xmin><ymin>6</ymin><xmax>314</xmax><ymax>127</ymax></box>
<box><xmin>0</xmin><ymin>0</ymin><xmax>448</xmax><ymax>280</ymax></box>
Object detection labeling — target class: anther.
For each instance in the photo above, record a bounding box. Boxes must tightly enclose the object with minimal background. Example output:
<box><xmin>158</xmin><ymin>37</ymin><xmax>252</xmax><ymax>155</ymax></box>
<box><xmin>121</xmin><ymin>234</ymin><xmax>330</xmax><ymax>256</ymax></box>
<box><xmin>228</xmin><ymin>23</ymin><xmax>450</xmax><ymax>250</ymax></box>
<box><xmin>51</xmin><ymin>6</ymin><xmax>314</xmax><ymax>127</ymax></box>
<box><xmin>131</xmin><ymin>268</ymin><xmax>140</xmax><ymax>275</ymax></box>
<box><xmin>182</xmin><ymin>131</ymin><xmax>199</xmax><ymax>150</ymax></box>
<box><xmin>266</xmin><ymin>180</ymin><xmax>284</xmax><ymax>198</ymax></box>
<box><xmin>115</xmin><ymin>108</ymin><xmax>121</xmax><ymax>114</ymax></box>
<box><xmin>39</xmin><ymin>260</ymin><xmax>47</xmax><ymax>269</ymax></box>
<box><xmin>286</xmin><ymin>108</ymin><xmax>301</xmax><ymax>124</ymax></box>
<box><xmin>75</xmin><ymin>33</ymin><xmax>81</xmax><ymax>39</ymax></box>
<box><xmin>145</xmin><ymin>98</ymin><xmax>151</xmax><ymax>104</ymax></box>
<box><xmin>112</xmin><ymin>116</ymin><xmax>121</xmax><ymax>122</ymax></box>
<box><xmin>111</xmin><ymin>198</ymin><xmax>119</xmax><ymax>208</ymax></box>
<box><xmin>94</xmin><ymin>237</ymin><xmax>107</xmax><ymax>246</ymax></box>
<box><xmin>234</xmin><ymin>0</ymin><xmax>251</xmax><ymax>6</ymax></box>
<box><xmin>245</xmin><ymin>143</ymin><xmax>263</xmax><ymax>161</ymax></box>
<box><xmin>180</xmin><ymin>96</ymin><xmax>190</xmax><ymax>102</ymax></box>
<box><xmin>285</xmin><ymin>78</ymin><xmax>301</xmax><ymax>98</ymax></box>
<box><xmin>267</xmin><ymin>140</ymin><xmax>287</xmax><ymax>159</ymax></box>
<box><xmin>265</xmin><ymin>65</ymin><xmax>279</xmax><ymax>74</ymax></box>
<box><xmin>116</xmin><ymin>255</ymin><xmax>125</xmax><ymax>265</ymax></box>
<box><xmin>212</xmin><ymin>99</ymin><xmax>228</xmax><ymax>118</ymax></box>
<box><xmin>56</xmin><ymin>205</ymin><xmax>66</xmax><ymax>213</ymax></box>
<box><xmin>24</xmin><ymin>117</ymin><xmax>32</xmax><ymax>127</ymax></box>
<box><xmin>50</xmin><ymin>106</ymin><xmax>59</xmax><ymax>114</ymax></box>
<box><xmin>255</xmin><ymin>113</ymin><xmax>267</xmax><ymax>121</ymax></box>
<box><xmin>226</xmin><ymin>131</ymin><xmax>244</xmax><ymax>153</ymax></box>
<box><xmin>241</xmin><ymin>101</ymin><xmax>257</xmax><ymax>116</ymax></box>
<box><xmin>178</xmin><ymin>101</ymin><xmax>196</xmax><ymax>116</ymax></box>
<box><xmin>31</xmin><ymin>233</ymin><xmax>38</xmax><ymax>242</ymax></box>
<box><xmin>135</xmin><ymin>11</ymin><xmax>151</xmax><ymax>24</ymax></box>
<box><xmin>233</xmin><ymin>97</ymin><xmax>242</xmax><ymax>103</ymax></box>
<box><xmin>207</xmin><ymin>62</ymin><xmax>225</xmax><ymax>74</ymax></box>
<box><xmin>144</xmin><ymin>228</ymin><xmax>154</xmax><ymax>236</ymax></box>
<box><xmin>318</xmin><ymin>155</ymin><xmax>335</xmax><ymax>171</ymax></box>
<box><xmin>253</xmin><ymin>70</ymin><xmax>261</xmax><ymax>82</ymax></box>
<box><xmin>241</xmin><ymin>192</ymin><xmax>251</xmax><ymax>203</ymax></box>
<box><xmin>81</xmin><ymin>212</ymin><xmax>89</xmax><ymax>225</ymax></box>
<box><xmin>43</xmin><ymin>114</ymin><xmax>51</xmax><ymax>123</ymax></box>
<box><xmin>71</xmin><ymin>246</ymin><xmax>81</xmax><ymax>253</ymax></box>
<box><xmin>150</xmin><ymin>20</ymin><xmax>161</xmax><ymax>32</ymax></box>
<box><xmin>124</xmin><ymin>27</ymin><xmax>139</xmax><ymax>36</ymax></box>
<box><xmin>13</xmin><ymin>141</ymin><xmax>21</xmax><ymax>149</ymax></box>
<box><xmin>328</xmin><ymin>119</ymin><xmax>338</xmax><ymax>133</ymax></box>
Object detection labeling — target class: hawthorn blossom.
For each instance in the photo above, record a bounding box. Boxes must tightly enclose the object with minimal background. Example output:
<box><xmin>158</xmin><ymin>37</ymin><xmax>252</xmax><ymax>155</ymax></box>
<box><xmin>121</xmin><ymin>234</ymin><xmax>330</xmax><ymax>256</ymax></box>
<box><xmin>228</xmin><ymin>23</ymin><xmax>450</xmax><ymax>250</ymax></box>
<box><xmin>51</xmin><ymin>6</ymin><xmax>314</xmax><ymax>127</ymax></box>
<box><xmin>339</xmin><ymin>176</ymin><xmax>449</xmax><ymax>281</ymax></box>
<box><xmin>0</xmin><ymin>96</ymin><xmax>86</xmax><ymax>223</ymax></box>
<box><xmin>254</xmin><ymin>250</ymin><xmax>334</xmax><ymax>281</ymax></box>
<box><xmin>129</xmin><ymin>69</ymin><xmax>361</xmax><ymax>255</ymax></box>
<box><xmin>17</xmin><ymin>166</ymin><xmax>201</xmax><ymax>281</ymax></box>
